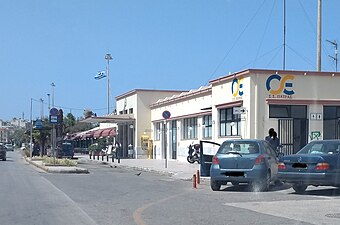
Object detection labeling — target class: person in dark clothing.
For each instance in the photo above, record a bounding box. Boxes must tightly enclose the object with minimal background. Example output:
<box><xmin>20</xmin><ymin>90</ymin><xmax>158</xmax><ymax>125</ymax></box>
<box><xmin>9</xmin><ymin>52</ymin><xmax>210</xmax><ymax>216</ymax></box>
<box><xmin>265</xmin><ymin>128</ymin><xmax>275</xmax><ymax>142</ymax></box>
<box><xmin>269</xmin><ymin>131</ymin><xmax>280</xmax><ymax>150</ymax></box>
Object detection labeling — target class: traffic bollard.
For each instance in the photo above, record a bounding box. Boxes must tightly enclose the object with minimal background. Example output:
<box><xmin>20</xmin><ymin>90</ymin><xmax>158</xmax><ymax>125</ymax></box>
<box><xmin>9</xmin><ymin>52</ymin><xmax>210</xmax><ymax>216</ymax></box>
<box><xmin>102</xmin><ymin>155</ymin><xmax>104</xmax><ymax>161</ymax></box>
<box><xmin>106</xmin><ymin>155</ymin><xmax>109</xmax><ymax>162</ymax></box>
<box><xmin>89</xmin><ymin>154</ymin><xmax>91</xmax><ymax>159</ymax></box>
<box><xmin>97</xmin><ymin>155</ymin><xmax>99</xmax><ymax>160</ymax></box>
<box><xmin>192</xmin><ymin>174</ymin><xmax>197</xmax><ymax>189</ymax></box>
<box><xmin>196</xmin><ymin>170</ymin><xmax>200</xmax><ymax>185</ymax></box>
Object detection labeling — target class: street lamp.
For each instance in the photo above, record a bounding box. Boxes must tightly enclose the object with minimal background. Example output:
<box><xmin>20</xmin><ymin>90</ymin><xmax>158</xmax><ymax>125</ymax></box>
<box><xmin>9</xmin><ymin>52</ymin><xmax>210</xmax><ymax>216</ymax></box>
<box><xmin>51</xmin><ymin>82</ymin><xmax>55</xmax><ymax>107</ymax></box>
<box><xmin>47</xmin><ymin>94</ymin><xmax>50</xmax><ymax>112</ymax></box>
<box><xmin>105</xmin><ymin>53</ymin><xmax>113</xmax><ymax>115</ymax></box>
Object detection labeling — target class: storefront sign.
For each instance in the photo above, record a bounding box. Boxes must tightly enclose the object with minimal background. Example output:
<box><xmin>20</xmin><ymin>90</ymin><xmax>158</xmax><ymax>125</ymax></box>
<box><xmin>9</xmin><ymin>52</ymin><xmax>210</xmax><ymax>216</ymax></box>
<box><xmin>266</xmin><ymin>74</ymin><xmax>295</xmax><ymax>98</ymax></box>
<box><xmin>231</xmin><ymin>77</ymin><xmax>244</xmax><ymax>100</ymax></box>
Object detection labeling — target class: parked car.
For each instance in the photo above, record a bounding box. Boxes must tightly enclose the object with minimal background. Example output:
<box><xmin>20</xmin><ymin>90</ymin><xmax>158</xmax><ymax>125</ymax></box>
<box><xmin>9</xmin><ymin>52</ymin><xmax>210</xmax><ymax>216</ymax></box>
<box><xmin>210</xmin><ymin>139</ymin><xmax>280</xmax><ymax>192</ymax></box>
<box><xmin>5</xmin><ymin>144</ymin><xmax>14</xmax><ymax>151</ymax></box>
<box><xmin>278</xmin><ymin>140</ymin><xmax>340</xmax><ymax>193</ymax></box>
<box><xmin>0</xmin><ymin>144</ymin><xmax>6</xmax><ymax>161</ymax></box>
<box><xmin>56</xmin><ymin>142</ymin><xmax>74</xmax><ymax>159</ymax></box>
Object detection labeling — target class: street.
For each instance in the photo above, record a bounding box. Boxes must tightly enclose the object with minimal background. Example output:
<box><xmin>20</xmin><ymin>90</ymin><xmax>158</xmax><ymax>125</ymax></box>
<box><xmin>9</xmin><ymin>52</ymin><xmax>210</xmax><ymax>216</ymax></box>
<box><xmin>1</xmin><ymin>151</ymin><xmax>340</xmax><ymax>225</ymax></box>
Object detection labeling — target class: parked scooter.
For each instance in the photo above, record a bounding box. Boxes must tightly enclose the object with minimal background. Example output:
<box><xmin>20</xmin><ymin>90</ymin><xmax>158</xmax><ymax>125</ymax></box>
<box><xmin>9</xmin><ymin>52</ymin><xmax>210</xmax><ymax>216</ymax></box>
<box><xmin>187</xmin><ymin>143</ymin><xmax>200</xmax><ymax>164</ymax></box>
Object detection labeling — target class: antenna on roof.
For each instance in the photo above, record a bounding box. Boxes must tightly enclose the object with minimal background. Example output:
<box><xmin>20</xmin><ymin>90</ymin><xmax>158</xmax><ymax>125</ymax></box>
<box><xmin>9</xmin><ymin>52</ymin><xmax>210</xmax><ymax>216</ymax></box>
<box><xmin>327</xmin><ymin>40</ymin><xmax>338</xmax><ymax>72</ymax></box>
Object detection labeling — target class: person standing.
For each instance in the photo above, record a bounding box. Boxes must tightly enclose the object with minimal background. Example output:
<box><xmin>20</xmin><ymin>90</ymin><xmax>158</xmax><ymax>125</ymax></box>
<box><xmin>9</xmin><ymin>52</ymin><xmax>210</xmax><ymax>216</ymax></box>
<box><xmin>269</xmin><ymin>131</ymin><xmax>280</xmax><ymax>150</ymax></box>
<box><xmin>265</xmin><ymin>128</ymin><xmax>275</xmax><ymax>142</ymax></box>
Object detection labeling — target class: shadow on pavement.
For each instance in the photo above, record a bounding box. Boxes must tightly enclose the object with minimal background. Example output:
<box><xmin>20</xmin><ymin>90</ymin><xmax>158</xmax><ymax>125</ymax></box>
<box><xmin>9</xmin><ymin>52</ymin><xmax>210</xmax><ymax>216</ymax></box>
<box><xmin>291</xmin><ymin>187</ymin><xmax>340</xmax><ymax>197</ymax></box>
<box><xmin>220</xmin><ymin>182</ymin><xmax>291</xmax><ymax>192</ymax></box>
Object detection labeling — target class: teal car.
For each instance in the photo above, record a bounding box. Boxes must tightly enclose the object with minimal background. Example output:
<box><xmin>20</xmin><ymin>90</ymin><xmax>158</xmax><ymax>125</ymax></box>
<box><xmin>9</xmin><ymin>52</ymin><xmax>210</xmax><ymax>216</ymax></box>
<box><xmin>210</xmin><ymin>139</ymin><xmax>279</xmax><ymax>192</ymax></box>
<box><xmin>278</xmin><ymin>140</ymin><xmax>340</xmax><ymax>193</ymax></box>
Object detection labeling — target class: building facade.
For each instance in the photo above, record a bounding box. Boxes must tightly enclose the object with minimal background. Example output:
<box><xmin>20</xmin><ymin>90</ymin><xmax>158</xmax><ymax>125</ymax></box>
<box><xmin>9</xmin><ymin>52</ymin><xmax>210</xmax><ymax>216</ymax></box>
<box><xmin>150</xmin><ymin>69</ymin><xmax>340</xmax><ymax>161</ymax></box>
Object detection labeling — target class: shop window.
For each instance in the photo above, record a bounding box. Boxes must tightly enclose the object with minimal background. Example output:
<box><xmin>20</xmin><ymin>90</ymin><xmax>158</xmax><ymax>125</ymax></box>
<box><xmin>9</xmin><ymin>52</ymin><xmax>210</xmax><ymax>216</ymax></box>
<box><xmin>129</xmin><ymin>108</ymin><xmax>133</xmax><ymax>114</ymax></box>
<box><xmin>119</xmin><ymin>110</ymin><xmax>123</xmax><ymax>115</ymax></box>
<box><xmin>269</xmin><ymin>105</ymin><xmax>307</xmax><ymax>118</ymax></box>
<box><xmin>124</xmin><ymin>109</ymin><xmax>128</xmax><ymax>114</ymax></box>
<box><xmin>202</xmin><ymin>115</ymin><xmax>212</xmax><ymax>139</ymax></box>
<box><xmin>219</xmin><ymin>108</ymin><xmax>241</xmax><ymax>136</ymax></box>
<box><xmin>154</xmin><ymin>122</ymin><xmax>161</xmax><ymax>141</ymax></box>
<box><xmin>182</xmin><ymin>117</ymin><xmax>197</xmax><ymax>140</ymax></box>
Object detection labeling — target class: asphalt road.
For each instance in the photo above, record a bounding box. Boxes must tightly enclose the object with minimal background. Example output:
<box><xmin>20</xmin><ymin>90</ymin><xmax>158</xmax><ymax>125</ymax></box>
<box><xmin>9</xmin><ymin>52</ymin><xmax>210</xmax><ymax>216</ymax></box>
<box><xmin>1</xmin><ymin>151</ymin><xmax>340</xmax><ymax>225</ymax></box>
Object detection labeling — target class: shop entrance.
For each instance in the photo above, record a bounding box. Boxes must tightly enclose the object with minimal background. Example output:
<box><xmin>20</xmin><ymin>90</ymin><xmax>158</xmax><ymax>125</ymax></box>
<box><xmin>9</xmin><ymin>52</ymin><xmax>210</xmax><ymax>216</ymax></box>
<box><xmin>270</xmin><ymin>105</ymin><xmax>308</xmax><ymax>154</ymax></box>
<box><xmin>278</xmin><ymin>119</ymin><xmax>308</xmax><ymax>154</ymax></box>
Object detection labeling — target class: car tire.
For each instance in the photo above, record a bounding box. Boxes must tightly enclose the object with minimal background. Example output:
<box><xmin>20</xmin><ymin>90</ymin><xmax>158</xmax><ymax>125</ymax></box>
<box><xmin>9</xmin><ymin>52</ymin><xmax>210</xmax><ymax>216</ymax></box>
<box><xmin>292</xmin><ymin>184</ymin><xmax>308</xmax><ymax>194</ymax></box>
<box><xmin>210</xmin><ymin>180</ymin><xmax>221</xmax><ymax>191</ymax></box>
<box><xmin>252</xmin><ymin>171</ymin><xmax>270</xmax><ymax>192</ymax></box>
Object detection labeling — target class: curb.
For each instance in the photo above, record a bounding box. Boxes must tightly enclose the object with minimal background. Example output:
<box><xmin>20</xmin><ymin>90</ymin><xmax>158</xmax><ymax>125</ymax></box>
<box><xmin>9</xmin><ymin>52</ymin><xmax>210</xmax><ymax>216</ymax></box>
<box><xmin>24</xmin><ymin>156</ymin><xmax>89</xmax><ymax>174</ymax></box>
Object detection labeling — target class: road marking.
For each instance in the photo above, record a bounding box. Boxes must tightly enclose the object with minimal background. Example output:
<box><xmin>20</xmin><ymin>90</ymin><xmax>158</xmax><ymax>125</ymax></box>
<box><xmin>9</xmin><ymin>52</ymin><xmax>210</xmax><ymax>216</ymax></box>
<box><xmin>133</xmin><ymin>193</ymin><xmax>184</xmax><ymax>225</ymax></box>
<box><xmin>224</xmin><ymin>198</ymin><xmax>340</xmax><ymax>225</ymax></box>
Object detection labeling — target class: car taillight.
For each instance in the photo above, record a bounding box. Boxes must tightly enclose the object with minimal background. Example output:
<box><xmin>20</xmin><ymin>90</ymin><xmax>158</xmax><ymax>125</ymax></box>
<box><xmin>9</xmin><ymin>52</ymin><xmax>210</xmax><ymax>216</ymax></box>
<box><xmin>255</xmin><ymin>154</ymin><xmax>265</xmax><ymax>164</ymax></box>
<box><xmin>315</xmin><ymin>163</ymin><xmax>330</xmax><ymax>170</ymax></box>
<box><xmin>212</xmin><ymin>155</ymin><xmax>220</xmax><ymax>165</ymax></box>
<box><xmin>277</xmin><ymin>162</ymin><xmax>286</xmax><ymax>170</ymax></box>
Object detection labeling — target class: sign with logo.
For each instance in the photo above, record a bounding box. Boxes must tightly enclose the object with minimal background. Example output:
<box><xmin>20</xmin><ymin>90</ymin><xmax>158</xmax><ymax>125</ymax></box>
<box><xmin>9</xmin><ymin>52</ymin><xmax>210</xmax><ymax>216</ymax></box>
<box><xmin>49</xmin><ymin>115</ymin><xmax>59</xmax><ymax>124</ymax></box>
<box><xmin>231</xmin><ymin>77</ymin><xmax>244</xmax><ymax>100</ymax></box>
<box><xmin>266</xmin><ymin>74</ymin><xmax>295</xmax><ymax>98</ymax></box>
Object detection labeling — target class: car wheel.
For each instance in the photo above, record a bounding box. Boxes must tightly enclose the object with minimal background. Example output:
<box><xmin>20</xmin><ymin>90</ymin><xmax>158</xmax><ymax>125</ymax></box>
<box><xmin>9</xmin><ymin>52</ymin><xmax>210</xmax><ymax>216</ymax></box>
<box><xmin>210</xmin><ymin>180</ymin><xmax>221</xmax><ymax>191</ymax></box>
<box><xmin>292</xmin><ymin>184</ymin><xmax>308</xmax><ymax>194</ymax></box>
<box><xmin>252</xmin><ymin>171</ymin><xmax>270</xmax><ymax>192</ymax></box>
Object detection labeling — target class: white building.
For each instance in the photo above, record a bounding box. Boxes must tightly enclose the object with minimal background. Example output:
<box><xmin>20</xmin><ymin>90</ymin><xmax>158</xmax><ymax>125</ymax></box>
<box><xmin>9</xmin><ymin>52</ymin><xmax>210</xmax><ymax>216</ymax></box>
<box><xmin>85</xmin><ymin>69</ymin><xmax>340</xmax><ymax>162</ymax></box>
<box><xmin>150</xmin><ymin>69</ymin><xmax>340</xmax><ymax>161</ymax></box>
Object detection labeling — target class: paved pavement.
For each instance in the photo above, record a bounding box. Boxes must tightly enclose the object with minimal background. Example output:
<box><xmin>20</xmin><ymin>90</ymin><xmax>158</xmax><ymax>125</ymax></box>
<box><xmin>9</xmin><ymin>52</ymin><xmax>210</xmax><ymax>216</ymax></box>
<box><xmin>25</xmin><ymin>153</ymin><xmax>206</xmax><ymax>181</ymax></box>
<box><xmin>78</xmin><ymin>155</ymin><xmax>204</xmax><ymax>181</ymax></box>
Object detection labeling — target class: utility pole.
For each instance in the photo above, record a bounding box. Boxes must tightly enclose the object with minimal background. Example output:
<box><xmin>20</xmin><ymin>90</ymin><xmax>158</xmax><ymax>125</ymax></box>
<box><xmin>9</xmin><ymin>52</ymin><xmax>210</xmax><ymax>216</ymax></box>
<box><xmin>105</xmin><ymin>53</ymin><xmax>113</xmax><ymax>115</ymax></box>
<box><xmin>327</xmin><ymin>40</ymin><xmax>338</xmax><ymax>72</ymax></box>
<box><xmin>316</xmin><ymin>0</ymin><xmax>322</xmax><ymax>71</ymax></box>
<box><xmin>40</xmin><ymin>98</ymin><xmax>44</xmax><ymax>119</ymax></box>
<box><xmin>283</xmin><ymin>0</ymin><xmax>286</xmax><ymax>70</ymax></box>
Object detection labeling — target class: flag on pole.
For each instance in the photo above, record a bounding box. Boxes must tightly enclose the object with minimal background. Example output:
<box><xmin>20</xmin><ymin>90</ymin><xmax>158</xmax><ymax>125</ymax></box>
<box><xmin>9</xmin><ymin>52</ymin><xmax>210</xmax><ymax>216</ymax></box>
<box><xmin>94</xmin><ymin>71</ymin><xmax>106</xmax><ymax>80</ymax></box>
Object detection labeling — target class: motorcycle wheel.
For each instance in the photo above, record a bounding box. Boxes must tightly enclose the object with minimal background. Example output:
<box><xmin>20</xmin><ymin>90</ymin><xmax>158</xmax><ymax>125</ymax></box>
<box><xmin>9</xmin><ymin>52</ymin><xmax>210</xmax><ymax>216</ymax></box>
<box><xmin>187</xmin><ymin>156</ymin><xmax>195</xmax><ymax>164</ymax></box>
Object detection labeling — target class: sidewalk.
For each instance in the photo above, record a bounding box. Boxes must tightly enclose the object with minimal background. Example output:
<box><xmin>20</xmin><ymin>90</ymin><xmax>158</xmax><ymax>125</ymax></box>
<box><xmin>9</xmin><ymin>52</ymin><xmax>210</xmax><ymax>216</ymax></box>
<box><xmin>25</xmin><ymin>154</ymin><xmax>209</xmax><ymax>181</ymax></box>
<box><xmin>78</xmin><ymin>155</ymin><xmax>207</xmax><ymax>181</ymax></box>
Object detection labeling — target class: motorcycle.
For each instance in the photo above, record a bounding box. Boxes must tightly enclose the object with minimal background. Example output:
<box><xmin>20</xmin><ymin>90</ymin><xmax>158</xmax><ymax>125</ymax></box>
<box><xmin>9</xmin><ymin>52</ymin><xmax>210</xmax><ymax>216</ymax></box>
<box><xmin>187</xmin><ymin>143</ymin><xmax>200</xmax><ymax>164</ymax></box>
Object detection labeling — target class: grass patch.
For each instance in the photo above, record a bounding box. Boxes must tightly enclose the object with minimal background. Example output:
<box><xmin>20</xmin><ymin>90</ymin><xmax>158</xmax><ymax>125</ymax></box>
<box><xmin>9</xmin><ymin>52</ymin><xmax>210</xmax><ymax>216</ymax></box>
<box><xmin>43</xmin><ymin>157</ymin><xmax>77</xmax><ymax>166</ymax></box>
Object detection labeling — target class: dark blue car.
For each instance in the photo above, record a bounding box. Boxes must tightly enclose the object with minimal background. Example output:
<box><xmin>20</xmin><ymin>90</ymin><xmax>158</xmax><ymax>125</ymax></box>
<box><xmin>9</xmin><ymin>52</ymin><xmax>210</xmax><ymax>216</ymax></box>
<box><xmin>278</xmin><ymin>140</ymin><xmax>340</xmax><ymax>193</ymax></box>
<box><xmin>210</xmin><ymin>139</ymin><xmax>279</xmax><ymax>192</ymax></box>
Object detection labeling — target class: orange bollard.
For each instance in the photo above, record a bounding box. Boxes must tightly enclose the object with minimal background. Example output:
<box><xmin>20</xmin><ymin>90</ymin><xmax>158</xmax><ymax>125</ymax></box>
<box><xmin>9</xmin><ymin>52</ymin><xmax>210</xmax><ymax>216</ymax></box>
<box><xmin>192</xmin><ymin>174</ymin><xmax>197</xmax><ymax>189</ymax></box>
<box><xmin>196</xmin><ymin>170</ymin><xmax>200</xmax><ymax>185</ymax></box>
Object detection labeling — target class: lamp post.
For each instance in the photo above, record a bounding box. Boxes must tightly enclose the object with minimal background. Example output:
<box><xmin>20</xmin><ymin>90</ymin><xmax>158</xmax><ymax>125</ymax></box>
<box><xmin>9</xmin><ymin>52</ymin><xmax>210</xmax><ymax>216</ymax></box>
<box><xmin>40</xmin><ymin>98</ymin><xmax>44</xmax><ymax>119</ymax></box>
<box><xmin>30</xmin><ymin>98</ymin><xmax>33</xmax><ymax>159</ymax></box>
<box><xmin>47</xmin><ymin>94</ymin><xmax>50</xmax><ymax>112</ymax></box>
<box><xmin>51</xmin><ymin>82</ymin><xmax>55</xmax><ymax>107</ymax></box>
<box><xmin>105</xmin><ymin>53</ymin><xmax>113</xmax><ymax>115</ymax></box>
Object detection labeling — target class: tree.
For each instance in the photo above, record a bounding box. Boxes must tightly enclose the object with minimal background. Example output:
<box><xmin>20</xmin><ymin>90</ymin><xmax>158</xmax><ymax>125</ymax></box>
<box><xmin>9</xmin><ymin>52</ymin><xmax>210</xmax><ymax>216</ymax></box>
<box><xmin>64</xmin><ymin>113</ymin><xmax>76</xmax><ymax>134</ymax></box>
<box><xmin>83</xmin><ymin>109</ymin><xmax>94</xmax><ymax>119</ymax></box>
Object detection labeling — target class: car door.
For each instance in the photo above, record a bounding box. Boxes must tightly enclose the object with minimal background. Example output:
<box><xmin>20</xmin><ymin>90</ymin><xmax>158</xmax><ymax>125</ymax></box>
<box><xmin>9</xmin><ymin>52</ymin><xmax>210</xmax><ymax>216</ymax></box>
<box><xmin>263</xmin><ymin>141</ymin><xmax>279</xmax><ymax>178</ymax></box>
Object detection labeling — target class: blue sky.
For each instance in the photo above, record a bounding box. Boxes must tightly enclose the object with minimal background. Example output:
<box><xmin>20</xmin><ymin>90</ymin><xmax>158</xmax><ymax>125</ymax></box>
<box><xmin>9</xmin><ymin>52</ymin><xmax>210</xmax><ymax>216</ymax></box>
<box><xmin>0</xmin><ymin>0</ymin><xmax>339</xmax><ymax>121</ymax></box>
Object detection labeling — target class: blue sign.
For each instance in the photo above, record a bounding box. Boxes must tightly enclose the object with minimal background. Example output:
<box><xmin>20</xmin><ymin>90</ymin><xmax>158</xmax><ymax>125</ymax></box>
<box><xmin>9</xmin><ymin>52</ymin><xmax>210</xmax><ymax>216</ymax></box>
<box><xmin>49</xmin><ymin>107</ymin><xmax>60</xmax><ymax>116</ymax></box>
<box><xmin>49</xmin><ymin>115</ymin><xmax>59</xmax><ymax>124</ymax></box>
<box><xmin>35</xmin><ymin>119</ymin><xmax>43</xmax><ymax>129</ymax></box>
<box><xmin>162</xmin><ymin>110</ymin><xmax>171</xmax><ymax>119</ymax></box>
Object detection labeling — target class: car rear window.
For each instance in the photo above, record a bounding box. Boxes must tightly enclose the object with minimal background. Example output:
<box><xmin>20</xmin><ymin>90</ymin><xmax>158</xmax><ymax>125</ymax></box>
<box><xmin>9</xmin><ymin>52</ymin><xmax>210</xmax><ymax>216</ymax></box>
<box><xmin>298</xmin><ymin>142</ymin><xmax>340</xmax><ymax>154</ymax></box>
<box><xmin>218</xmin><ymin>142</ymin><xmax>260</xmax><ymax>155</ymax></box>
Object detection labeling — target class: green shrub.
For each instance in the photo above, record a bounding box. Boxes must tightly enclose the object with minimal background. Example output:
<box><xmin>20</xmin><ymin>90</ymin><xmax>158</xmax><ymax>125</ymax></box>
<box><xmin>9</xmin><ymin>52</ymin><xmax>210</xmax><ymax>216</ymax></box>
<box><xmin>43</xmin><ymin>157</ymin><xmax>77</xmax><ymax>166</ymax></box>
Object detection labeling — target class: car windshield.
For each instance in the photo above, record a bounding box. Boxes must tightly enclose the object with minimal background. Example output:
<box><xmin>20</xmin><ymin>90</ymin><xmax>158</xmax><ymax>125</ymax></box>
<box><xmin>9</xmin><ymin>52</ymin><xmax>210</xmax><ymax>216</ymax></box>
<box><xmin>297</xmin><ymin>142</ymin><xmax>340</xmax><ymax>154</ymax></box>
<box><xmin>218</xmin><ymin>141</ymin><xmax>260</xmax><ymax>155</ymax></box>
